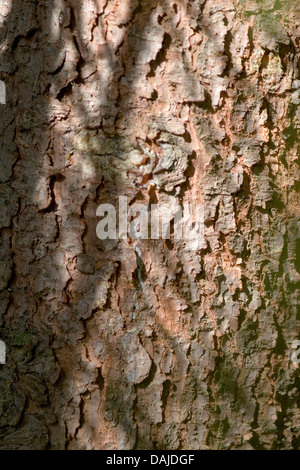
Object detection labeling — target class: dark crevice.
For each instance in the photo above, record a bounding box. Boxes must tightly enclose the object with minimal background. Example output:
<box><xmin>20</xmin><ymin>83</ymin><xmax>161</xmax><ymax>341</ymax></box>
<box><xmin>160</xmin><ymin>379</ymin><xmax>172</xmax><ymax>424</ymax></box>
<box><xmin>147</xmin><ymin>33</ymin><xmax>172</xmax><ymax>78</ymax></box>
<box><xmin>39</xmin><ymin>174</ymin><xmax>65</xmax><ymax>213</ymax></box>
<box><xmin>96</xmin><ymin>367</ymin><xmax>105</xmax><ymax>391</ymax></box>
<box><xmin>221</xmin><ymin>30</ymin><xmax>233</xmax><ymax>77</ymax></box>
<box><xmin>56</xmin><ymin>82</ymin><xmax>73</xmax><ymax>102</ymax></box>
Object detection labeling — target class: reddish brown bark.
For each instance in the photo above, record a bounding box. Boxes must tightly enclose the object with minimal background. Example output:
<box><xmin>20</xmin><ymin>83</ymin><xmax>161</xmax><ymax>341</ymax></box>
<box><xmin>0</xmin><ymin>0</ymin><xmax>299</xmax><ymax>449</ymax></box>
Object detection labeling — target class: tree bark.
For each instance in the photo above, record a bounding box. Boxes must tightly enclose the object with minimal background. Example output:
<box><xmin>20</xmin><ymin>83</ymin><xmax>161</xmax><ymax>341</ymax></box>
<box><xmin>0</xmin><ymin>0</ymin><xmax>299</xmax><ymax>450</ymax></box>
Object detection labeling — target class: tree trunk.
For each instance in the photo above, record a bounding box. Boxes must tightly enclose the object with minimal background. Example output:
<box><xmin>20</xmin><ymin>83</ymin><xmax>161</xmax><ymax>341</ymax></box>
<box><xmin>0</xmin><ymin>0</ymin><xmax>299</xmax><ymax>450</ymax></box>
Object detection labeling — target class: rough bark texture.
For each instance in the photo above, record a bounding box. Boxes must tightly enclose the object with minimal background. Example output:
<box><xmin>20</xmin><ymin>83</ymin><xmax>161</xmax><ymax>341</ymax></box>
<box><xmin>0</xmin><ymin>0</ymin><xmax>299</xmax><ymax>450</ymax></box>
